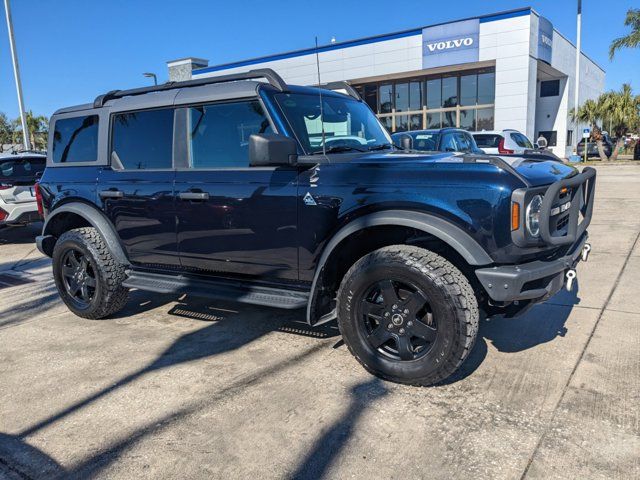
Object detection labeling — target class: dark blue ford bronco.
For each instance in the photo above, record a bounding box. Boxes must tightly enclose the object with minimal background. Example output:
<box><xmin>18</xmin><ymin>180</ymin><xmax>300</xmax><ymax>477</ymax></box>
<box><xmin>36</xmin><ymin>69</ymin><xmax>596</xmax><ymax>386</ymax></box>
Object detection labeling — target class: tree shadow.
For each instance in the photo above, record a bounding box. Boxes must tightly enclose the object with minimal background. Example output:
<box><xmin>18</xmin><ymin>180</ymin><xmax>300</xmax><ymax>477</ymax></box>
<box><xmin>290</xmin><ymin>378</ymin><xmax>389</xmax><ymax>479</ymax></box>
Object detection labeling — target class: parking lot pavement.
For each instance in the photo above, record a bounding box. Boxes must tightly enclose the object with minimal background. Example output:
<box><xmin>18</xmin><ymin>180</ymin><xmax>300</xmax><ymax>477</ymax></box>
<box><xmin>0</xmin><ymin>166</ymin><xmax>638</xmax><ymax>480</ymax></box>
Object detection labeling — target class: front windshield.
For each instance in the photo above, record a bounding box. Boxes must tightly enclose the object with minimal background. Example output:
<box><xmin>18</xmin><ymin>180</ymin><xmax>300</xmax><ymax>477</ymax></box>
<box><xmin>274</xmin><ymin>92</ymin><xmax>392</xmax><ymax>154</ymax></box>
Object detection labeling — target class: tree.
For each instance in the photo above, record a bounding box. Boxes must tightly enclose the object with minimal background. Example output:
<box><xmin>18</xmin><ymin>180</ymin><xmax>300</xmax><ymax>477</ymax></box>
<box><xmin>12</xmin><ymin>111</ymin><xmax>49</xmax><ymax>151</ymax></box>
<box><xmin>0</xmin><ymin>113</ymin><xmax>15</xmax><ymax>152</ymax></box>
<box><xmin>609</xmin><ymin>8</ymin><xmax>640</xmax><ymax>59</ymax></box>
<box><xmin>571</xmin><ymin>84</ymin><xmax>640</xmax><ymax>161</ymax></box>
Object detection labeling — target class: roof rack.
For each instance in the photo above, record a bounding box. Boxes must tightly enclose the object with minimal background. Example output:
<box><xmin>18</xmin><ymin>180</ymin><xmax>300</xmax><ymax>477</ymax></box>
<box><xmin>317</xmin><ymin>81</ymin><xmax>361</xmax><ymax>101</ymax></box>
<box><xmin>93</xmin><ymin>68</ymin><xmax>288</xmax><ymax>108</ymax></box>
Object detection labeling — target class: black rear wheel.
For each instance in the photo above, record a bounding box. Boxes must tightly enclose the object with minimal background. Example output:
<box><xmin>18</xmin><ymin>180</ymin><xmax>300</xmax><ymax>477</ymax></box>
<box><xmin>53</xmin><ymin>227</ymin><xmax>129</xmax><ymax>319</ymax></box>
<box><xmin>337</xmin><ymin>245</ymin><xmax>479</xmax><ymax>386</ymax></box>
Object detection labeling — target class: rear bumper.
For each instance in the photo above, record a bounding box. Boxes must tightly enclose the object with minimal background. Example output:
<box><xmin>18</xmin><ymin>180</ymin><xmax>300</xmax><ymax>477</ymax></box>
<box><xmin>0</xmin><ymin>199</ymin><xmax>39</xmax><ymax>225</ymax></box>
<box><xmin>36</xmin><ymin>234</ymin><xmax>55</xmax><ymax>257</ymax></box>
<box><xmin>476</xmin><ymin>233</ymin><xmax>588</xmax><ymax>303</ymax></box>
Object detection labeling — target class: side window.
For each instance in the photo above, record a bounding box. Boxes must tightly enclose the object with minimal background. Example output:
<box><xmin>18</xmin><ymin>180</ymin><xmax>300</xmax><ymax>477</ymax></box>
<box><xmin>454</xmin><ymin>132</ymin><xmax>471</xmax><ymax>152</ymax></box>
<box><xmin>52</xmin><ymin>115</ymin><xmax>99</xmax><ymax>163</ymax></box>
<box><xmin>188</xmin><ymin>100</ymin><xmax>272</xmax><ymax>169</ymax></box>
<box><xmin>111</xmin><ymin>109</ymin><xmax>174</xmax><ymax>170</ymax></box>
<box><xmin>441</xmin><ymin>133</ymin><xmax>457</xmax><ymax>152</ymax></box>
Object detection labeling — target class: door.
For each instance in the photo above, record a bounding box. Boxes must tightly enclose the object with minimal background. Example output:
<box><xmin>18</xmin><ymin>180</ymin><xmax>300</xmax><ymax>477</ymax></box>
<box><xmin>98</xmin><ymin>107</ymin><xmax>179</xmax><ymax>267</ymax></box>
<box><xmin>174</xmin><ymin>99</ymin><xmax>298</xmax><ymax>281</ymax></box>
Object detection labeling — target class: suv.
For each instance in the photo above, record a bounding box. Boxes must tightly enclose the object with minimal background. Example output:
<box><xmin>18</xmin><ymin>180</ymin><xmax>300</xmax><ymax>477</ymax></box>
<box><xmin>391</xmin><ymin>128</ymin><xmax>484</xmax><ymax>154</ymax></box>
<box><xmin>0</xmin><ymin>152</ymin><xmax>46</xmax><ymax>227</ymax></box>
<box><xmin>576</xmin><ymin>135</ymin><xmax>614</xmax><ymax>159</ymax></box>
<box><xmin>36</xmin><ymin>69</ymin><xmax>596</xmax><ymax>386</ymax></box>
<box><xmin>472</xmin><ymin>129</ymin><xmax>535</xmax><ymax>155</ymax></box>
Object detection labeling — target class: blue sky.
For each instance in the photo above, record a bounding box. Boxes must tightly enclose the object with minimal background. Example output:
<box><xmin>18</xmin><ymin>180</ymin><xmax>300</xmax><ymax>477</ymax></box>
<box><xmin>0</xmin><ymin>0</ymin><xmax>638</xmax><ymax>119</ymax></box>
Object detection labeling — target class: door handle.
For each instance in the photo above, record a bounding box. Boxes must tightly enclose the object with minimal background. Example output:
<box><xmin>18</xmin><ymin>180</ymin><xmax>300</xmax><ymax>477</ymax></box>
<box><xmin>179</xmin><ymin>191</ymin><xmax>209</xmax><ymax>201</ymax></box>
<box><xmin>99</xmin><ymin>189</ymin><xmax>124</xmax><ymax>199</ymax></box>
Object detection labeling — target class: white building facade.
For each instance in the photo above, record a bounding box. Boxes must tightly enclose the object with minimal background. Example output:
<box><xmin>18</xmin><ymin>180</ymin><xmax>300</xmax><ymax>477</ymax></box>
<box><xmin>177</xmin><ymin>7</ymin><xmax>604</xmax><ymax>158</ymax></box>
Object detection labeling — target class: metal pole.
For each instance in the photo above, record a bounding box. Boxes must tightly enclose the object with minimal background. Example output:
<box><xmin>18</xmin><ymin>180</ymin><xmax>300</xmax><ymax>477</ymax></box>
<box><xmin>574</xmin><ymin>0</ymin><xmax>582</xmax><ymax>145</ymax></box>
<box><xmin>3</xmin><ymin>0</ymin><xmax>30</xmax><ymax>151</ymax></box>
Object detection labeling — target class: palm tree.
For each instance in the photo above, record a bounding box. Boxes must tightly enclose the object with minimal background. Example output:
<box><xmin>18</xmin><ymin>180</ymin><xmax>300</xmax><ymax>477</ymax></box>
<box><xmin>0</xmin><ymin>113</ymin><xmax>15</xmax><ymax>152</ymax></box>
<box><xmin>570</xmin><ymin>98</ymin><xmax>608</xmax><ymax>161</ymax></box>
<box><xmin>609</xmin><ymin>8</ymin><xmax>640</xmax><ymax>59</ymax></box>
<box><xmin>601</xmin><ymin>84</ymin><xmax>640</xmax><ymax>160</ymax></box>
<box><xmin>12</xmin><ymin>111</ymin><xmax>49</xmax><ymax>151</ymax></box>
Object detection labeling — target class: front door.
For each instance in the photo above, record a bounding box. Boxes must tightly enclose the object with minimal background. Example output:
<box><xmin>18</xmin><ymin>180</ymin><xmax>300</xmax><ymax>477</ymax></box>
<box><xmin>98</xmin><ymin>107</ymin><xmax>179</xmax><ymax>268</ymax></box>
<box><xmin>174</xmin><ymin>99</ymin><xmax>298</xmax><ymax>281</ymax></box>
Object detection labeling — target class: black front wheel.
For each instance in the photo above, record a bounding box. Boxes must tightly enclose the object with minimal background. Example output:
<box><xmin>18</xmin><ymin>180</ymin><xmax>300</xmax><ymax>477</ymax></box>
<box><xmin>337</xmin><ymin>245</ymin><xmax>479</xmax><ymax>386</ymax></box>
<box><xmin>52</xmin><ymin>227</ymin><xmax>129</xmax><ymax>319</ymax></box>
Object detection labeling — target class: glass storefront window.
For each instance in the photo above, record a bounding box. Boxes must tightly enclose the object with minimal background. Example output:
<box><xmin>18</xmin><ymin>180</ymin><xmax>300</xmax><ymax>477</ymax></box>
<box><xmin>460</xmin><ymin>74</ymin><xmax>477</xmax><ymax>106</ymax></box>
<box><xmin>410</xmin><ymin>114</ymin><xmax>422</xmax><ymax>130</ymax></box>
<box><xmin>426</xmin><ymin>78</ymin><xmax>441</xmax><ymax>109</ymax></box>
<box><xmin>442</xmin><ymin>76</ymin><xmax>458</xmax><ymax>108</ymax></box>
<box><xmin>426</xmin><ymin>112</ymin><xmax>441</xmax><ymax>129</ymax></box>
<box><xmin>477</xmin><ymin>72</ymin><xmax>495</xmax><ymax>105</ymax></box>
<box><xmin>364</xmin><ymin>85</ymin><xmax>378</xmax><ymax>112</ymax></box>
<box><xmin>379</xmin><ymin>84</ymin><xmax>393</xmax><ymax>114</ymax></box>
<box><xmin>395</xmin><ymin>83</ymin><xmax>409</xmax><ymax>112</ymax></box>
<box><xmin>459</xmin><ymin>108</ymin><xmax>476</xmax><ymax>131</ymax></box>
<box><xmin>395</xmin><ymin>115</ymin><xmax>409</xmax><ymax>132</ymax></box>
<box><xmin>379</xmin><ymin>116</ymin><xmax>393</xmax><ymax>132</ymax></box>
<box><xmin>442</xmin><ymin>110</ymin><xmax>456</xmax><ymax>128</ymax></box>
<box><xmin>409</xmin><ymin>82</ymin><xmax>422</xmax><ymax>111</ymax></box>
<box><xmin>476</xmin><ymin>108</ymin><xmax>494</xmax><ymax>131</ymax></box>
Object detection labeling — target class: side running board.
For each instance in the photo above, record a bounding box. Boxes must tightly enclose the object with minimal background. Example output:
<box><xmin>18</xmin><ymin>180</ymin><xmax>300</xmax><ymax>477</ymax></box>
<box><xmin>123</xmin><ymin>271</ymin><xmax>309</xmax><ymax>310</ymax></box>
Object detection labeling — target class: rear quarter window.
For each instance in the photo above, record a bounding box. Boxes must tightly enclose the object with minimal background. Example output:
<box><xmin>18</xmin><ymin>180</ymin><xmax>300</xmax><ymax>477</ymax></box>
<box><xmin>52</xmin><ymin>115</ymin><xmax>99</xmax><ymax>163</ymax></box>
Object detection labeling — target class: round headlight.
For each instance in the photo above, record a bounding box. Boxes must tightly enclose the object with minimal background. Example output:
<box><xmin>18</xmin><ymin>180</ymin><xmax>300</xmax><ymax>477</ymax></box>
<box><xmin>526</xmin><ymin>195</ymin><xmax>543</xmax><ymax>237</ymax></box>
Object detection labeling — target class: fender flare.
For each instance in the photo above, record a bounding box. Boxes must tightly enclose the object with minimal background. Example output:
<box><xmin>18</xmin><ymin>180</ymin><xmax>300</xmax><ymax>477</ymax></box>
<box><xmin>306</xmin><ymin>210</ymin><xmax>493</xmax><ymax>324</ymax></box>
<box><xmin>42</xmin><ymin>202</ymin><xmax>130</xmax><ymax>265</ymax></box>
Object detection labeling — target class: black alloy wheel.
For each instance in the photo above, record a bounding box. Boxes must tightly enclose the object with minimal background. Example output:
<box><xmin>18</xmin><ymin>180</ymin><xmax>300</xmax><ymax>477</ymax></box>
<box><xmin>59</xmin><ymin>247</ymin><xmax>97</xmax><ymax>309</ymax></box>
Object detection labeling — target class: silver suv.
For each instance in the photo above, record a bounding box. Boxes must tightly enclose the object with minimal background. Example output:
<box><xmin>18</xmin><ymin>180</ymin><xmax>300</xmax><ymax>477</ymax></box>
<box><xmin>0</xmin><ymin>152</ymin><xmax>46</xmax><ymax>227</ymax></box>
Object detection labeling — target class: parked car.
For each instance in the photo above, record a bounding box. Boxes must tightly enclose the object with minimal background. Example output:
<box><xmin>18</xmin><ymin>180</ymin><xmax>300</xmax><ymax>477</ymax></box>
<box><xmin>36</xmin><ymin>69</ymin><xmax>596</xmax><ymax>386</ymax></box>
<box><xmin>0</xmin><ymin>152</ymin><xmax>46</xmax><ymax>227</ymax></box>
<box><xmin>472</xmin><ymin>129</ymin><xmax>536</xmax><ymax>155</ymax></box>
<box><xmin>391</xmin><ymin>128</ymin><xmax>484</xmax><ymax>154</ymax></box>
<box><xmin>576</xmin><ymin>135</ymin><xmax>614</xmax><ymax>159</ymax></box>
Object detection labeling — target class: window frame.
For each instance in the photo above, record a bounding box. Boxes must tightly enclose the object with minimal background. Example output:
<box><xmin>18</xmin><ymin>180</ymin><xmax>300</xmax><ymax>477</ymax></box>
<box><xmin>47</xmin><ymin>110</ymin><xmax>108</xmax><ymax>168</ymax></box>
<box><xmin>174</xmin><ymin>96</ymin><xmax>280</xmax><ymax>172</ymax></box>
<box><xmin>109</xmin><ymin>105</ymin><xmax>177</xmax><ymax>172</ymax></box>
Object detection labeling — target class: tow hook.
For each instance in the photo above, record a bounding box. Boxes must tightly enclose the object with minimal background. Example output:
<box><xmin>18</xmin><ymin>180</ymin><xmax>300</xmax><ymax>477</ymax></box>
<box><xmin>581</xmin><ymin>243</ymin><xmax>592</xmax><ymax>262</ymax></box>
<box><xmin>565</xmin><ymin>269</ymin><xmax>577</xmax><ymax>291</ymax></box>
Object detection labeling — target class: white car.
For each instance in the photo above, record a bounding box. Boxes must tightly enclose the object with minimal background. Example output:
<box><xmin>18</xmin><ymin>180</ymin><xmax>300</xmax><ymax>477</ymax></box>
<box><xmin>0</xmin><ymin>152</ymin><xmax>46</xmax><ymax>227</ymax></box>
<box><xmin>472</xmin><ymin>129</ymin><xmax>535</xmax><ymax>155</ymax></box>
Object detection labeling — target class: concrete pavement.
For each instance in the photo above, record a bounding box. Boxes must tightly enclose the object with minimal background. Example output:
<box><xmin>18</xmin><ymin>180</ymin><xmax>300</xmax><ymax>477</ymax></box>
<box><xmin>0</xmin><ymin>165</ymin><xmax>638</xmax><ymax>479</ymax></box>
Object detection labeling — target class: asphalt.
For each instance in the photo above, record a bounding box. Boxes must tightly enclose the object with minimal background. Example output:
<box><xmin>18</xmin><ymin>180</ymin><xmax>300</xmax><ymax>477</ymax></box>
<box><xmin>0</xmin><ymin>164</ymin><xmax>638</xmax><ymax>480</ymax></box>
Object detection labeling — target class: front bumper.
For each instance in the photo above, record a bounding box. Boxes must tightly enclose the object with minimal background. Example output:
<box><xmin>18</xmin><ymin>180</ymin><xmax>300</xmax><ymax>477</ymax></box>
<box><xmin>475</xmin><ymin>233</ymin><xmax>588</xmax><ymax>303</ymax></box>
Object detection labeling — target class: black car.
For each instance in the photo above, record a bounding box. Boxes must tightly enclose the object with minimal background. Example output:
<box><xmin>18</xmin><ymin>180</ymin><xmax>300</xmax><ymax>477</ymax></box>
<box><xmin>576</xmin><ymin>135</ymin><xmax>614</xmax><ymax>158</ymax></box>
<box><xmin>391</xmin><ymin>128</ymin><xmax>484</xmax><ymax>154</ymax></box>
<box><xmin>35</xmin><ymin>69</ymin><xmax>596</xmax><ymax>386</ymax></box>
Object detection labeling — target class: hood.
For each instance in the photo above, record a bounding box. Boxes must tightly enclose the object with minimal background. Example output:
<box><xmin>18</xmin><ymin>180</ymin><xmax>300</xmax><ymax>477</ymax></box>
<box><xmin>498</xmin><ymin>156</ymin><xmax>577</xmax><ymax>187</ymax></box>
<box><xmin>337</xmin><ymin>151</ymin><xmax>576</xmax><ymax>188</ymax></box>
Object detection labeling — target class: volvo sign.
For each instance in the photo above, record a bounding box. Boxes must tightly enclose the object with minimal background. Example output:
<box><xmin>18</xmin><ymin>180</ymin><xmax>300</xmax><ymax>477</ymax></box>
<box><xmin>422</xmin><ymin>19</ymin><xmax>479</xmax><ymax>68</ymax></box>
<box><xmin>537</xmin><ymin>16</ymin><xmax>553</xmax><ymax>64</ymax></box>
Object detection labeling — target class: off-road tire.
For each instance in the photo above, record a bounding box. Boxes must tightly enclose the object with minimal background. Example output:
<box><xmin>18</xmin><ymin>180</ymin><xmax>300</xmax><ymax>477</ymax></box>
<box><xmin>337</xmin><ymin>245</ymin><xmax>479</xmax><ymax>386</ymax></box>
<box><xmin>52</xmin><ymin>227</ymin><xmax>129</xmax><ymax>319</ymax></box>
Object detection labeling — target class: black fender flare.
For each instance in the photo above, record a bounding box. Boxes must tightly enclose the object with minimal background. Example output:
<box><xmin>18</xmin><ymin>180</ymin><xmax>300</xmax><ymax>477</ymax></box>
<box><xmin>41</xmin><ymin>202</ymin><xmax>130</xmax><ymax>265</ymax></box>
<box><xmin>306</xmin><ymin>210</ymin><xmax>493</xmax><ymax>324</ymax></box>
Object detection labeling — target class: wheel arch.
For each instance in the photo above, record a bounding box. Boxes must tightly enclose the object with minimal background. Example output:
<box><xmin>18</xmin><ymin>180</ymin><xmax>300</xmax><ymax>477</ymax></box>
<box><xmin>40</xmin><ymin>202</ymin><xmax>129</xmax><ymax>265</ymax></box>
<box><xmin>306</xmin><ymin>210</ymin><xmax>493</xmax><ymax>325</ymax></box>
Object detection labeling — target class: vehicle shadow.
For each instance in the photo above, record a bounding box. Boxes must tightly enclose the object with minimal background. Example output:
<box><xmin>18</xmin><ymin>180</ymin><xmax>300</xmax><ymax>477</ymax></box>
<box><xmin>441</xmin><ymin>284</ymin><xmax>581</xmax><ymax>385</ymax></box>
<box><xmin>0</xmin><ymin>222</ymin><xmax>42</xmax><ymax>245</ymax></box>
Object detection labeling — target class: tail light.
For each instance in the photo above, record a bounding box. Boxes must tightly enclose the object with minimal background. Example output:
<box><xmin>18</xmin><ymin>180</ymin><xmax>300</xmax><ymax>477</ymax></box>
<box><xmin>34</xmin><ymin>182</ymin><xmax>44</xmax><ymax>216</ymax></box>
<box><xmin>0</xmin><ymin>183</ymin><xmax>12</xmax><ymax>190</ymax></box>
<box><xmin>0</xmin><ymin>207</ymin><xmax>6</xmax><ymax>222</ymax></box>
<box><xmin>498</xmin><ymin>138</ymin><xmax>514</xmax><ymax>155</ymax></box>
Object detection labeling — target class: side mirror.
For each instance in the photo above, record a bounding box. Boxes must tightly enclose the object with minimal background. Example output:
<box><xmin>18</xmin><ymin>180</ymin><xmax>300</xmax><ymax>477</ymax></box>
<box><xmin>400</xmin><ymin>135</ymin><xmax>412</xmax><ymax>151</ymax></box>
<box><xmin>249</xmin><ymin>134</ymin><xmax>298</xmax><ymax>167</ymax></box>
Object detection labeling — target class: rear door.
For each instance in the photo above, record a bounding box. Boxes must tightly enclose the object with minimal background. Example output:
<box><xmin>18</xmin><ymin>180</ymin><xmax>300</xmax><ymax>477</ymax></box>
<box><xmin>97</xmin><ymin>107</ymin><xmax>179</xmax><ymax>268</ymax></box>
<box><xmin>173</xmin><ymin>99</ymin><xmax>298</xmax><ymax>281</ymax></box>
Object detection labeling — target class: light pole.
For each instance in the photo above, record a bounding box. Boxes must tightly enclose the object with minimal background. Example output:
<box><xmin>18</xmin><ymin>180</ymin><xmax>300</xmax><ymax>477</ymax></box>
<box><xmin>3</xmin><ymin>0</ymin><xmax>30</xmax><ymax>151</ymax></box>
<box><xmin>574</xmin><ymin>0</ymin><xmax>582</xmax><ymax>144</ymax></box>
<box><xmin>143</xmin><ymin>72</ymin><xmax>158</xmax><ymax>86</ymax></box>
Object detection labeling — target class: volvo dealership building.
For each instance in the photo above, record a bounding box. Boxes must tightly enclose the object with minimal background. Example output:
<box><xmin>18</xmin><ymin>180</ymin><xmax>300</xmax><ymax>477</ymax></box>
<box><xmin>167</xmin><ymin>7</ymin><xmax>604</xmax><ymax>158</ymax></box>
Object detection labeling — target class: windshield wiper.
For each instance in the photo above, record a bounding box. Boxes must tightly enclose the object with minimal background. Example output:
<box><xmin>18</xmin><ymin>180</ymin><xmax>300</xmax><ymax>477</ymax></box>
<box><xmin>312</xmin><ymin>145</ymin><xmax>367</xmax><ymax>155</ymax></box>
<box><xmin>368</xmin><ymin>144</ymin><xmax>396</xmax><ymax>151</ymax></box>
